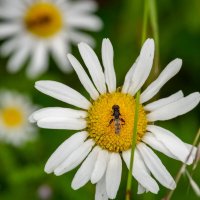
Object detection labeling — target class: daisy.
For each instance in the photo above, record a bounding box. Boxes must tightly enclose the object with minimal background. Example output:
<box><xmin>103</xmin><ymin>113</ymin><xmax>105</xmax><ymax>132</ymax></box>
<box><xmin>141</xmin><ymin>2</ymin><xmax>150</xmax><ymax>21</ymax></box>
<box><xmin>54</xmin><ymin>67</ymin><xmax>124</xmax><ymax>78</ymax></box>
<box><xmin>30</xmin><ymin>38</ymin><xmax>200</xmax><ymax>199</ymax></box>
<box><xmin>0</xmin><ymin>90</ymin><xmax>37</xmax><ymax>146</ymax></box>
<box><xmin>0</xmin><ymin>0</ymin><xmax>102</xmax><ymax>78</ymax></box>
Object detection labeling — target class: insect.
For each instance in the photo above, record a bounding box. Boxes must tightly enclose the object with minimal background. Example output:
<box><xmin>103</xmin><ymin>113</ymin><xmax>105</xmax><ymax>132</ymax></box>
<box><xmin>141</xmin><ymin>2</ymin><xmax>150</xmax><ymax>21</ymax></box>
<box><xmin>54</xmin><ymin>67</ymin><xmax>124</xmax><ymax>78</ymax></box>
<box><xmin>108</xmin><ymin>105</ymin><xmax>125</xmax><ymax>134</ymax></box>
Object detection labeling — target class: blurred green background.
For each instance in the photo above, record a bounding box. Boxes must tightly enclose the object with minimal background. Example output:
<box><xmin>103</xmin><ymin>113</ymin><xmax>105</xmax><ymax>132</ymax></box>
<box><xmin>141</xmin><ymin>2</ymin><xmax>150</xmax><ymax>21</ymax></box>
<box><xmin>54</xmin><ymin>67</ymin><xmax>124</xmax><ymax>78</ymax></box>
<box><xmin>0</xmin><ymin>0</ymin><xmax>199</xmax><ymax>199</ymax></box>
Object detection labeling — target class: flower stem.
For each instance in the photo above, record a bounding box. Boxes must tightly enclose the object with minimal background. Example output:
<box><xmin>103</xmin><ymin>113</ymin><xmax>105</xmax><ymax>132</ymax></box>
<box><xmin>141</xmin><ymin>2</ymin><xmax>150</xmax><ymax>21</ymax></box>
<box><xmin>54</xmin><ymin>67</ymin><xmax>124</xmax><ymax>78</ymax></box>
<box><xmin>125</xmin><ymin>1</ymin><xmax>149</xmax><ymax>199</ymax></box>
<box><xmin>125</xmin><ymin>91</ymin><xmax>141</xmax><ymax>200</ymax></box>
<box><xmin>141</xmin><ymin>0</ymin><xmax>149</xmax><ymax>44</ymax></box>
<box><xmin>163</xmin><ymin>128</ymin><xmax>200</xmax><ymax>200</ymax></box>
<box><xmin>148</xmin><ymin>0</ymin><xmax>159</xmax><ymax>77</ymax></box>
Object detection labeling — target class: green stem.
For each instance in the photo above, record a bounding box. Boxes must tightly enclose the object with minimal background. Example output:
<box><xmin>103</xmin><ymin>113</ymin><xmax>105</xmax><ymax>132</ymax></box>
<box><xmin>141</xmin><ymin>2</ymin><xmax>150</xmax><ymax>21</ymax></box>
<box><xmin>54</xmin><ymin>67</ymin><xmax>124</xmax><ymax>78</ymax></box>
<box><xmin>141</xmin><ymin>0</ymin><xmax>149</xmax><ymax>45</ymax></box>
<box><xmin>125</xmin><ymin>91</ymin><xmax>141</xmax><ymax>200</ymax></box>
<box><xmin>148</xmin><ymin>0</ymin><xmax>159</xmax><ymax>77</ymax></box>
<box><xmin>125</xmin><ymin>1</ymin><xmax>149</xmax><ymax>199</ymax></box>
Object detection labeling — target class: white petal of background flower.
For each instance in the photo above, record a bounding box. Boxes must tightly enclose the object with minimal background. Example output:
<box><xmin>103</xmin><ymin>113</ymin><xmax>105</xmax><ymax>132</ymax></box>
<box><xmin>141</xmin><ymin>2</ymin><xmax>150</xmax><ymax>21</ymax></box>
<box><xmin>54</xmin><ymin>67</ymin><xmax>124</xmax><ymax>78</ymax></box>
<box><xmin>91</xmin><ymin>149</ymin><xmax>109</xmax><ymax>184</ymax></box>
<box><xmin>106</xmin><ymin>153</ymin><xmax>122</xmax><ymax>199</ymax></box>
<box><xmin>7</xmin><ymin>45</ymin><xmax>31</xmax><ymax>73</ymax></box>
<box><xmin>35</xmin><ymin>81</ymin><xmax>91</xmax><ymax>109</ymax></box>
<box><xmin>45</xmin><ymin>131</ymin><xmax>88</xmax><ymax>174</ymax></box>
<box><xmin>0</xmin><ymin>34</ymin><xmax>24</xmax><ymax>56</ymax></box>
<box><xmin>50</xmin><ymin>35</ymin><xmax>72</xmax><ymax>73</ymax></box>
<box><xmin>0</xmin><ymin>90</ymin><xmax>36</xmax><ymax>146</ymax></box>
<box><xmin>67</xmin><ymin>15</ymin><xmax>102</xmax><ymax>31</ymax></box>
<box><xmin>147</xmin><ymin>92</ymin><xmax>200</xmax><ymax>121</ymax></box>
<box><xmin>67</xmin><ymin>54</ymin><xmax>99</xmax><ymax>100</ymax></box>
<box><xmin>68</xmin><ymin>1</ymin><xmax>98</xmax><ymax>14</ymax></box>
<box><xmin>144</xmin><ymin>90</ymin><xmax>184</xmax><ymax>112</ymax></box>
<box><xmin>7</xmin><ymin>35</ymin><xmax>34</xmax><ymax>73</ymax></box>
<box><xmin>72</xmin><ymin>146</ymin><xmax>100</xmax><ymax>190</ymax></box>
<box><xmin>69</xmin><ymin>30</ymin><xmax>95</xmax><ymax>47</ymax></box>
<box><xmin>0</xmin><ymin>0</ymin><xmax>102</xmax><ymax>77</ymax></box>
<box><xmin>122</xmin><ymin>149</ymin><xmax>159</xmax><ymax>194</ymax></box>
<box><xmin>78</xmin><ymin>42</ymin><xmax>107</xmax><ymax>94</ymax></box>
<box><xmin>140</xmin><ymin>58</ymin><xmax>182</xmax><ymax>103</ymax></box>
<box><xmin>26</xmin><ymin>42</ymin><xmax>48</xmax><ymax>78</ymax></box>
<box><xmin>102</xmin><ymin>38</ymin><xmax>116</xmax><ymax>93</ymax></box>
<box><xmin>127</xmin><ymin>39</ymin><xmax>155</xmax><ymax>96</ymax></box>
<box><xmin>54</xmin><ymin>139</ymin><xmax>94</xmax><ymax>175</ymax></box>
<box><xmin>0</xmin><ymin>6</ymin><xmax>23</xmax><ymax>19</ymax></box>
<box><xmin>138</xmin><ymin>143</ymin><xmax>176</xmax><ymax>190</ymax></box>
<box><xmin>0</xmin><ymin>23</ymin><xmax>22</xmax><ymax>38</ymax></box>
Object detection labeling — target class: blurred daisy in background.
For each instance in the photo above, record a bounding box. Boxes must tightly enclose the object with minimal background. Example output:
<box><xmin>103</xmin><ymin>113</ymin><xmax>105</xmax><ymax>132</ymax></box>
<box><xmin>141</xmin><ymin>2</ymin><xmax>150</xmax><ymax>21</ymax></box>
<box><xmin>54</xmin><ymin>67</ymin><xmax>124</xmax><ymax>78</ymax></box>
<box><xmin>0</xmin><ymin>90</ymin><xmax>37</xmax><ymax>146</ymax></box>
<box><xmin>30</xmin><ymin>38</ymin><xmax>200</xmax><ymax>199</ymax></box>
<box><xmin>0</xmin><ymin>0</ymin><xmax>102</xmax><ymax>78</ymax></box>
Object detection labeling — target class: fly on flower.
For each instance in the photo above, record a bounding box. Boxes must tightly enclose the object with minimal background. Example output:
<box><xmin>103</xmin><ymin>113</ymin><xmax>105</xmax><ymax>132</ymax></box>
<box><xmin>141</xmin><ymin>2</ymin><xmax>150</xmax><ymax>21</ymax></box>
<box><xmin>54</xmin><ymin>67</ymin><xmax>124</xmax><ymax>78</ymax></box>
<box><xmin>0</xmin><ymin>0</ymin><xmax>102</xmax><ymax>78</ymax></box>
<box><xmin>0</xmin><ymin>90</ymin><xmax>37</xmax><ymax>146</ymax></box>
<box><xmin>30</xmin><ymin>38</ymin><xmax>200</xmax><ymax>199</ymax></box>
<box><xmin>108</xmin><ymin>105</ymin><xmax>125</xmax><ymax>134</ymax></box>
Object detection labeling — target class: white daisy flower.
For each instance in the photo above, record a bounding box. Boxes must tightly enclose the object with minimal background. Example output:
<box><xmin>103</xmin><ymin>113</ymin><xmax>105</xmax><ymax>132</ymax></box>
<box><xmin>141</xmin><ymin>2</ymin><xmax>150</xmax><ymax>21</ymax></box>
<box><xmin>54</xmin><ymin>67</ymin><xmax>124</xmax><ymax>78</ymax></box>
<box><xmin>0</xmin><ymin>90</ymin><xmax>37</xmax><ymax>146</ymax></box>
<box><xmin>30</xmin><ymin>38</ymin><xmax>200</xmax><ymax>199</ymax></box>
<box><xmin>0</xmin><ymin>0</ymin><xmax>102</xmax><ymax>78</ymax></box>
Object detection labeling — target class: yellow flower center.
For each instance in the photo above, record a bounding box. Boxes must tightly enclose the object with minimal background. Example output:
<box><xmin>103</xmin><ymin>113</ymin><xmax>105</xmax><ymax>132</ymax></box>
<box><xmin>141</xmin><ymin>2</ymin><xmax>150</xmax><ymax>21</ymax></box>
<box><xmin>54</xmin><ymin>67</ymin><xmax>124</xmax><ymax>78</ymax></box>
<box><xmin>1</xmin><ymin>107</ymin><xmax>24</xmax><ymax>128</ymax></box>
<box><xmin>24</xmin><ymin>2</ymin><xmax>63</xmax><ymax>38</ymax></box>
<box><xmin>87</xmin><ymin>92</ymin><xmax>147</xmax><ymax>152</ymax></box>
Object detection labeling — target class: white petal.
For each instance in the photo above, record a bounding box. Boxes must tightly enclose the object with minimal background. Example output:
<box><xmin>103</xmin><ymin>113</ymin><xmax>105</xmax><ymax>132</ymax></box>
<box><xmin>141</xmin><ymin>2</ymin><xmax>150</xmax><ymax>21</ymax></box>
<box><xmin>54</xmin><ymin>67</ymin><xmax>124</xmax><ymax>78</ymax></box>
<box><xmin>91</xmin><ymin>149</ymin><xmax>109</xmax><ymax>184</ymax></box>
<box><xmin>147</xmin><ymin>92</ymin><xmax>200</xmax><ymax>121</ymax></box>
<box><xmin>140</xmin><ymin>59</ymin><xmax>182</xmax><ymax>103</ymax></box>
<box><xmin>50</xmin><ymin>36</ymin><xmax>72</xmax><ymax>73</ymax></box>
<box><xmin>142</xmin><ymin>132</ymin><xmax>178</xmax><ymax>160</ymax></box>
<box><xmin>0</xmin><ymin>7</ymin><xmax>22</xmax><ymax>19</ymax></box>
<box><xmin>29</xmin><ymin>107</ymin><xmax>87</xmax><ymax>123</ymax></box>
<box><xmin>147</xmin><ymin>125</ymin><xmax>196</xmax><ymax>164</ymax></box>
<box><xmin>44</xmin><ymin>131</ymin><xmax>88</xmax><ymax>173</ymax></box>
<box><xmin>95</xmin><ymin>175</ymin><xmax>108</xmax><ymax>200</ymax></box>
<box><xmin>0</xmin><ymin>23</ymin><xmax>21</xmax><ymax>38</ymax></box>
<box><xmin>102</xmin><ymin>38</ymin><xmax>116</xmax><ymax>93</ymax></box>
<box><xmin>122</xmin><ymin>149</ymin><xmax>159</xmax><ymax>194</ymax></box>
<box><xmin>71</xmin><ymin>146</ymin><xmax>100</xmax><ymax>190</ymax></box>
<box><xmin>121</xmin><ymin>57</ymin><xmax>138</xmax><ymax>94</ymax></box>
<box><xmin>138</xmin><ymin>142</ymin><xmax>176</xmax><ymax>190</ymax></box>
<box><xmin>7</xmin><ymin>47</ymin><xmax>28</xmax><ymax>73</ymax></box>
<box><xmin>106</xmin><ymin>153</ymin><xmax>122</xmax><ymax>199</ymax></box>
<box><xmin>54</xmin><ymin>139</ymin><xmax>94</xmax><ymax>175</ymax></box>
<box><xmin>37</xmin><ymin>117</ymin><xmax>86</xmax><ymax>130</ymax></box>
<box><xmin>0</xmin><ymin>34</ymin><xmax>25</xmax><ymax>56</ymax></box>
<box><xmin>67</xmin><ymin>54</ymin><xmax>99</xmax><ymax>100</ymax></box>
<box><xmin>26</xmin><ymin>42</ymin><xmax>48</xmax><ymax>78</ymax></box>
<box><xmin>144</xmin><ymin>91</ymin><xmax>184</xmax><ymax>112</ymax></box>
<box><xmin>127</xmin><ymin>39</ymin><xmax>155</xmax><ymax>96</ymax></box>
<box><xmin>35</xmin><ymin>81</ymin><xmax>91</xmax><ymax>109</ymax></box>
<box><xmin>69</xmin><ymin>1</ymin><xmax>98</xmax><ymax>14</ymax></box>
<box><xmin>137</xmin><ymin>184</ymin><xmax>146</xmax><ymax>194</ymax></box>
<box><xmin>78</xmin><ymin>42</ymin><xmax>107</xmax><ymax>94</ymax></box>
<box><xmin>67</xmin><ymin>15</ymin><xmax>102</xmax><ymax>31</ymax></box>
<box><xmin>69</xmin><ymin>31</ymin><xmax>95</xmax><ymax>47</ymax></box>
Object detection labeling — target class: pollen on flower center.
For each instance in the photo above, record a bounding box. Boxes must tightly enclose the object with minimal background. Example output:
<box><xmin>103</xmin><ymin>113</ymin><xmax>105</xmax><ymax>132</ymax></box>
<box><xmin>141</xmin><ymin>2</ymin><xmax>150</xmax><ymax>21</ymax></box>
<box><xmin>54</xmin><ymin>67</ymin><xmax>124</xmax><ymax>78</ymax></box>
<box><xmin>87</xmin><ymin>92</ymin><xmax>147</xmax><ymax>152</ymax></box>
<box><xmin>24</xmin><ymin>2</ymin><xmax>63</xmax><ymax>38</ymax></box>
<box><xmin>1</xmin><ymin>107</ymin><xmax>24</xmax><ymax>128</ymax></box>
